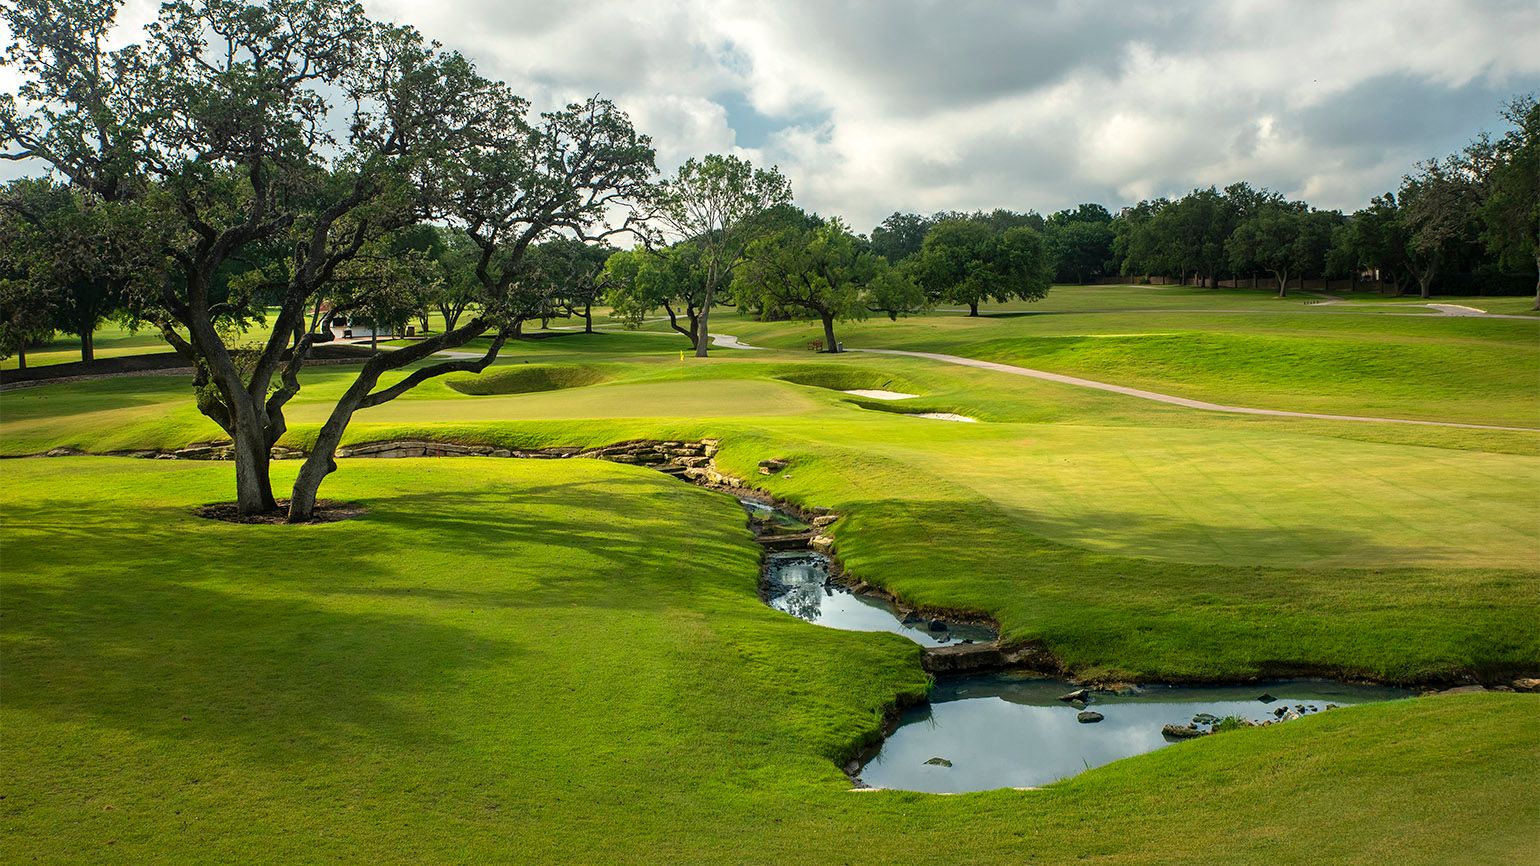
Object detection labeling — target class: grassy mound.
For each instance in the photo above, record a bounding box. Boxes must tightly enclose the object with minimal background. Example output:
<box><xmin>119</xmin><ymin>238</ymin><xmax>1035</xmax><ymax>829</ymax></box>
<box><xmin>446</xmin><ymin>363</ymin><xmax>608</xmax><ymax>396</ymax></box>
<box><xmin>774</xmin><ymin>364</ymin><xmax>916</xmax><ymax>394</ymax></box>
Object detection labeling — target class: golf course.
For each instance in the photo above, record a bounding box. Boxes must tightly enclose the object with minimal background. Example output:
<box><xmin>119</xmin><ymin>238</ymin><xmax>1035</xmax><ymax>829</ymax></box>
<box><xmin>4</xmin><ymin>0</ymin><xmax>1539</xmax><ymax>860</ymax></box>
<box><xmin>3</xmin><ymin>285</ymin><xmax>1537</xmax><ymax>863</ymax></box>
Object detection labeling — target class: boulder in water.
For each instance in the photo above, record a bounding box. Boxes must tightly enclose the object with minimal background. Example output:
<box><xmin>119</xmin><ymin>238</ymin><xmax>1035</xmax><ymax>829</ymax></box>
<box><xmin>1058</xmin><ymin>688</ymin><xmax>1090</xmax><ymax>703</ymax></box>
<box><xmin>923</xmin><ymin>757</ymin><xmax>953</xmax><ymax>767</ymax></box>
<box><xmin>927</xmin><ymin>619</ymin><xmax>948</xmax><ymax>632</ymax></box>
<box><xmin>1161</xmin><ymin>724</ymin><xmax>1206</xmax><ymax>739</ymax></box>
<box><xmin>1077</xmin><ymin>711</ymin><xmax>1104</xmax><ymax>723</ymax></box>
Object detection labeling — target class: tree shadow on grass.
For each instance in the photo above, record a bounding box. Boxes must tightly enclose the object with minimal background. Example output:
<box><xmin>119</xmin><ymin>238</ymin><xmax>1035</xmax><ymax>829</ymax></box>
<box><xmin>328</xmin><ymin>473</ymin><xmax>762</xmax><ymax>613</ymax></box>
<box><xmin>0</xmin><ymin>468</ymin><xmax>771</xmax><ymax>766</ymax></box>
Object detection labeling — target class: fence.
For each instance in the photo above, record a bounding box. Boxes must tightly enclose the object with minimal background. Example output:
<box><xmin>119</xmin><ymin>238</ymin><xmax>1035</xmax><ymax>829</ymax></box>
<box><xmin>1089</xmin><ymin>273</ymin><xmax>1533</xmax><ymax>296</ymax></box>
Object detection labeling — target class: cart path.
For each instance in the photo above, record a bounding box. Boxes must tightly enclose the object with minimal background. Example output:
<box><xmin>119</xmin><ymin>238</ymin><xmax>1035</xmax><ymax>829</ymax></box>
<box><xmin>849</xmin><ymin>347</ymin><xmax>1539</xmax><ymax>432</ymax></box>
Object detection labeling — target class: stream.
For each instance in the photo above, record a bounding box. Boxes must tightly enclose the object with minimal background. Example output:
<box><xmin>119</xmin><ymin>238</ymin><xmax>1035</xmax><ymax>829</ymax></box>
<box><xmin>764</xmin><ymin>551</ymin><xmax>997</xmax><ymax>647</ymax></box>
<box><xmin>745</xmin><ymin>498</ymin><xmax>997</xmax><ymax>647</ymax></box>
<box><xmin>739</xmin><ymin>497</ymin><xmax>1414</xmax><ymax>794</ymax></box>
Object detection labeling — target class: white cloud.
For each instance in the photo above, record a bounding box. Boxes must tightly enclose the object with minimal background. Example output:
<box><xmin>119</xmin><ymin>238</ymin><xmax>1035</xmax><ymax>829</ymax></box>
<box><xmin>6</xmin><ymin>0</ymin><xmax>1537</xmax><ymax>227</ymax></box>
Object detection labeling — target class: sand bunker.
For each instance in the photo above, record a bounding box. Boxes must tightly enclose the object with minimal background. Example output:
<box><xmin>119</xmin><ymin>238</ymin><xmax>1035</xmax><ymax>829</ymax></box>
<box><xmin>842</xmin><ymin>389</ymin><xmax>919</xmax><ymax>400</ymax></box>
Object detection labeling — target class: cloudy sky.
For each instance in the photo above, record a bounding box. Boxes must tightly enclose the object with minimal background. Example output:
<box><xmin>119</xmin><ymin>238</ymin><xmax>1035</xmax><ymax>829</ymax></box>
<box><xmin>8</xmin><ymin>0</ymin><xmax>1539</xmax><ymax>232</ymax></box>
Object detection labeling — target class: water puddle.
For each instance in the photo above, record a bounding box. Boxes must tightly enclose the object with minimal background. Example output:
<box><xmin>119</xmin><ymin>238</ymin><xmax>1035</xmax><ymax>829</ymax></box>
<box><xmin>858</xmin><ymin>673</ymin><xmax>1414</xmax><ymax>793</ymax></box>
<box><xmin>764</xmin><ymin>551</ymin><xmax>996</xmax><ymax>647</ymax></box>
<box><xmin>843</xmin><ymin>389</ymin><xmax>919</xmax><ymax>400</ymax></box>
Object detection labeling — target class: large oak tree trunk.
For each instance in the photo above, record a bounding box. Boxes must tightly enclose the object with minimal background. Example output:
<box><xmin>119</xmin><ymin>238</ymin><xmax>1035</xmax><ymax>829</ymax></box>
<box><xmin>288</xmin><ymin>406</ymin><xmax>350</xmax><ymax>522</ymax></box>
<box><xmin>584</xmin><ymin>303</ymin><xmax>593</xmax><ymax>333</ymax></box>
<box><xmin>821</xmin><ymin>314</ymin><xmax>839</xmax><ymax>353</ymax></box>
<box><xmin>968</xmin><ymin>301</ymin><xmax>979</xmax><ymax>316</ymax></box>
<box><xmin>234</xmin><ymin>429</ymin><xmax>277</xmax><ymax>513</ymax></box>
<box><xmin>80</xmin><ymin>329</ymin><xmax>93</xmax><ymax>364</ymax></box>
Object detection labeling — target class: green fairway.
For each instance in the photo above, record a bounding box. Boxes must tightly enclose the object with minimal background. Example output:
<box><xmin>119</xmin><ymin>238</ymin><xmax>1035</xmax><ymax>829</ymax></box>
<box><xmin>718</xmin><ymin>302</ymin><xmax>1540</xmax><ymax>428</ymax></box>
<box><xmin>2</xmin><ymin>458</ymin><xmax>1535</xmax><ymax>864</ymax></box>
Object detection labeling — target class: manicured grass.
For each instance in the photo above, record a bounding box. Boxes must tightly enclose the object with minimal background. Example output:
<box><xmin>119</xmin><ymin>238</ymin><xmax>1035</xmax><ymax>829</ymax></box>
<box><xmin>722</xmin><ymin>316</ymin><xmax>1539</xmax><ymax>429</ymax></box>
<box><xmin>3</xmin><ymin>343</ymin><xmax>1536</xmax><ymax>681</ymax></box>
<box><xmin>2</xmin><ymin>458</ymin><xmax>1535</xmax><ymax>864</ymax></box>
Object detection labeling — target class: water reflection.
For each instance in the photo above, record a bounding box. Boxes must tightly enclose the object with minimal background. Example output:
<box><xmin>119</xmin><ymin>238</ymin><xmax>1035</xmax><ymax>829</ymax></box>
<box><xmin>764</xmin><ymin>552</ymin><xmax>997</xmax><ymax>647</ymax></box>
<box><xmin>859</xmin><ymin>674</ymin><xmax>1415</xmax><ymax>793</ymax></box>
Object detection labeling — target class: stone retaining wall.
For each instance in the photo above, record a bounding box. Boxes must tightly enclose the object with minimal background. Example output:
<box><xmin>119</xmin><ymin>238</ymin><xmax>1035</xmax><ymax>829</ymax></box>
<box><xmin>45</xmin><ymin>437</ymin><xmax>752</xmax><ymax>488</ymax></box>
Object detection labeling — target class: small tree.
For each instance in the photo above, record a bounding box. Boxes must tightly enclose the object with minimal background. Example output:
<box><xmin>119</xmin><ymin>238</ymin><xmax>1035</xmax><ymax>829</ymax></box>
<box><xmin>0</xmin><ymin>210</ymin><xmax>56</xmax><ymax>369</ymax></box>
<box><xmin>429</xmin><ymin>229</ymin><xmax>486</xmax><ymax>332</ymax></box>
<box><xmin>1341</xmin><ymin>194</ymin><xmax>1413</xmax><ymax>294</ymax></box>
<box><xmin>652</xmin><ymin>154</ymin><xmax>791</xmax><ymax>356</ymax></box>
<box><xmin>526</xmin><ymin>237</ymin><xmax>613</xmax><ymax>334</ymax></box>
<box><xmin>735</xmin><ymin>217</ymin><xmax>885</xmax><ymax>353</ymax></box>
<box><xmin>914</xmin><ymin>218</ymin><xmax>1053</xmax><ymax>315</ymax></box>
<box><xmin>1226</xmin><ymin>201</ymin><xmax>1335</xmax><ymax>297</ymax></box>
<box><xmin>1112</xmin><ymin>198</ymin><xmax>1171</xmax><ymax>280</ymax></box>
<box><xmin>604</xmin><ymin>242</ymin><xmax>707</xmax><ymax>341</ymax></box>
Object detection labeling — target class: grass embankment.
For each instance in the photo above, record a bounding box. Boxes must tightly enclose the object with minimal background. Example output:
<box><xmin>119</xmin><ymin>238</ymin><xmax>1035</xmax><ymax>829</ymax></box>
<box><xmin>2</xmin><ymin>458</ymin><xmax>1535</xmax><ymax>864</ymax></box>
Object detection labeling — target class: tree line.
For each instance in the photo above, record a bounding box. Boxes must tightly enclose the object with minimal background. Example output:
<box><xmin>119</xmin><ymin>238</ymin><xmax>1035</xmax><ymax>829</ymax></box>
<box><xmin>869</xmin><ymin>96</ymin><xmax>1536</xmax><ymax>304</ymax></box>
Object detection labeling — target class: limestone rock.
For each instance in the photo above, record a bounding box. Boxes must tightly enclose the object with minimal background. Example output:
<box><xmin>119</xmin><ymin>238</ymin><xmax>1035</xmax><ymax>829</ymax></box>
<box><xmin>1077</xmin><ymin>711</ymin><xmax>1104</xmax><ymax>723</ymax></box>
<box><xmin>921</xmin><ymin>643</ymin><xmax>1004</xmax><ymax>675</ymax></box>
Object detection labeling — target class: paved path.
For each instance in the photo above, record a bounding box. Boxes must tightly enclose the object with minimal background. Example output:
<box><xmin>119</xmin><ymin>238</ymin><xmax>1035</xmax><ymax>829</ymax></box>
<box><xmin>1305</xmin><ymin>298</ymin><xmax>1537</xmax><ymax>321</ymax></box>
<box><xmin>851</xmin><ymin>348</ymin><xmax>1539</xmax><ymax>432</ymax></box>
<box><xmin>522</xmin><ymin>325</ymin><xmax>768</xmax><ymax>349</ymax></box>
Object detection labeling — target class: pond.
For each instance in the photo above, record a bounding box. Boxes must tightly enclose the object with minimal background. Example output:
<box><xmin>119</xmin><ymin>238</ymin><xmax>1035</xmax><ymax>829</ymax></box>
<box><xmin>856</xmin><ymin>673</ymin><xmax>1415</xmax><ymax>793</ymax></box>
<box><xmin>764</xmin><ymin>551</ymin><xmax>997</xmax><ymax>647</ymax></box>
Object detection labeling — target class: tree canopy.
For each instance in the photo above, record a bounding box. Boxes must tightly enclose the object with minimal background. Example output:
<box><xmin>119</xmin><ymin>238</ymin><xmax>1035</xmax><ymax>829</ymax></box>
<box><xmin>735</xmin><ymin>216</ymin><xmax>924</xmax><ymax>352</ymax></box>
<box><xmin>913</xmin><ymin>217</ymin><xmax>1053</xmax><ymax>315</ymax></box>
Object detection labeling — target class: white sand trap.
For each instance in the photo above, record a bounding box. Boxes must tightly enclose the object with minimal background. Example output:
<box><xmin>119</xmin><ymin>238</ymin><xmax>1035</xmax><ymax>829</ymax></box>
<box><xmin>913</xmin><ymin>412</ymin><xmax>977</xmax><ymax>423</ymax></box>
<box><xmin>843</xmin><ymin>389</ymin><xmax>919</xmax><ymax>400</ymax></box>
